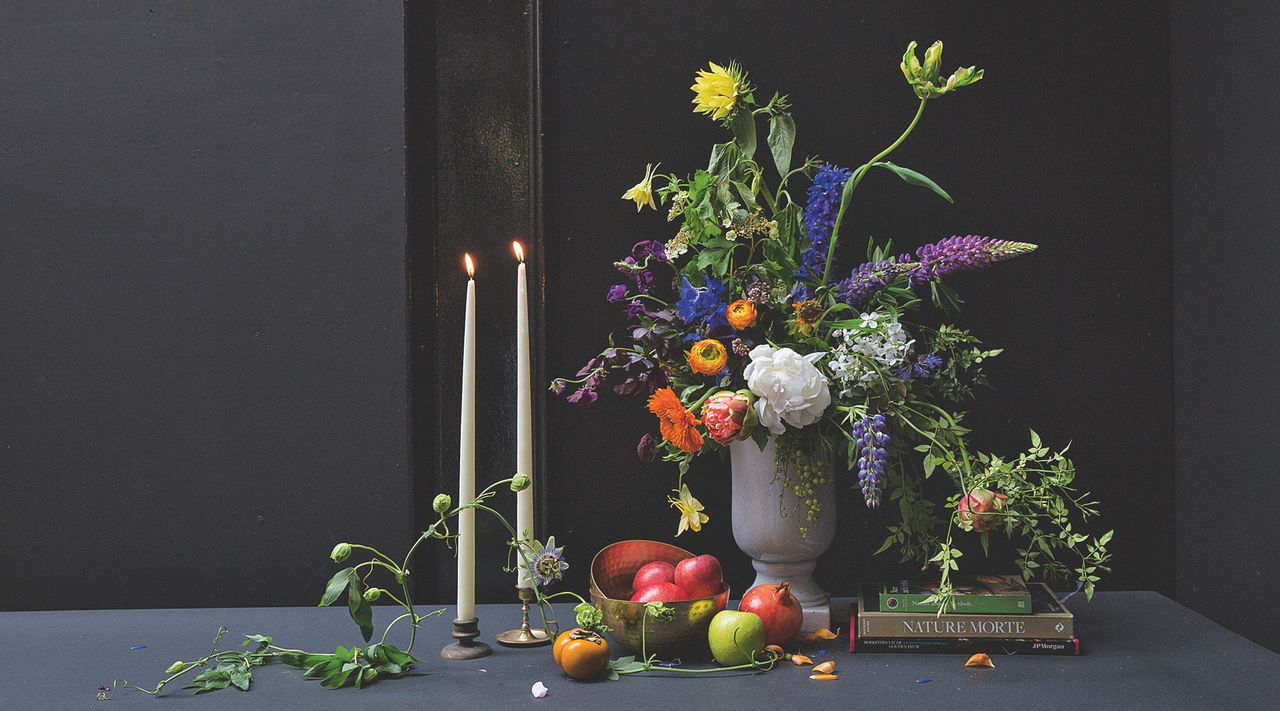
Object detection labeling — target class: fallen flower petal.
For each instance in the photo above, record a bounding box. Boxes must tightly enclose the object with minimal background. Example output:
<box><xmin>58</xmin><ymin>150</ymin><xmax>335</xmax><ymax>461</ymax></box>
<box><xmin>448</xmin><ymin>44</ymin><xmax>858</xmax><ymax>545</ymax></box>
<box><xmin>809</xmin><ymin>673</ymin><xmax>839</xmax><ymax>680</ymax></box>
<box><xmin>965</xmin><ymin>653</ymin><xmax>995</xmax><ymax>668</ymax></box>
<box><xmin>531</xmin><ymin>681</ymin><xmax>549</xmax><ymax>698</ymax></box>
<box><xmin>813</xmin><ymin>660</ymin><xmax>835</xmax><ymax>674</ymax></box>
<box><xmin>764</xmin><ymin>644</ymin><xmax>785</xmax><ymax>656</ymax></box>
<box><xmin>798</xmin><ymin>627</ymin><xmax>839</xmax><ymax>643</ymax></box>
<box><xmin>791</xmin><ymin>654</ymin><xmax>813</xmax><ymax>666</ymax></box>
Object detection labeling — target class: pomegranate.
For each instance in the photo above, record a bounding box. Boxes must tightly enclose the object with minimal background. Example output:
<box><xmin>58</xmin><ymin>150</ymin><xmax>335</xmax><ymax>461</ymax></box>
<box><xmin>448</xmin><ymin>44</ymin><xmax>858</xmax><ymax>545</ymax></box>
<box><xmin>632</xmin><ymin>561</ymin><xmax>676</xmax><ymax>593</ymax></box>
<box><xmin>738</xmin><ymin>581</ymin><xmax>803</xmax><ymax>645</ymax></box>
<box><xmin>630</xmin><ymin>581</ymin><xmax>690</xmax><ymax>603</ymax></box>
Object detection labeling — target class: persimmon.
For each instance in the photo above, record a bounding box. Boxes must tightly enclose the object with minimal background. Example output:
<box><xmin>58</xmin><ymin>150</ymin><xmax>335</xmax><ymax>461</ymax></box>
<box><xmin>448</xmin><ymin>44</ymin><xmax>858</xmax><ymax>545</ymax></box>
<box><xmin>553</xmin><ymin>628</ymin><xmax>610</xmax><ymax>680</ymax></box>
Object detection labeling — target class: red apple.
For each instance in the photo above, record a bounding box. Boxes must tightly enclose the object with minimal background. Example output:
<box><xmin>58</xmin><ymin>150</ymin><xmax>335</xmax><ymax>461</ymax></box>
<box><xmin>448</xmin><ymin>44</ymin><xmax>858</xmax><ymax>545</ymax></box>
<box><xmin>629</xmin><ymin>581</ymin><xmax>690</xmax><ymax>603</ymax></box>
<box><xmin>674</xmin><ymin>554</ymin><xmax>723</xmax><ymax>599</ymax></box>
<box><xmin>738</xmin><ymin>581</ymin><xmax>804</xmax><ymax>645</ymax></box>
<box><xmin>632</xmin><ymin>561</ymin><xmax>676</xmax><ymax>593</ymax></box>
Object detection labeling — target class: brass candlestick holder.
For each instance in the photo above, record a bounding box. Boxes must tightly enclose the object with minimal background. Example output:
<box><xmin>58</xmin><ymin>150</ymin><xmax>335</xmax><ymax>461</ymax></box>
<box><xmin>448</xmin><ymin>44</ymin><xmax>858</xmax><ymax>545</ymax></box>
<box><xmin>495</xmin><ymin>586</ymin><xmax>552</xmax><ymax>647</ymax></box>
<box><xmin>440</xmin><ymin>617</ymin><xmax>493</xmax><ymax>660</ymax></box>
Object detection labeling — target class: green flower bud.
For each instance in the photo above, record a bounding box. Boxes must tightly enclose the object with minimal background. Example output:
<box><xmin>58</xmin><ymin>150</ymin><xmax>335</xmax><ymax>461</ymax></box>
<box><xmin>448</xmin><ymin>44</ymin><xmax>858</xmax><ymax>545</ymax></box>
<box><xmin>432</xmin><ymin>493</ymin><xmax>452</xmax><ymax>514</ymax></box>
<box><xmin>511</xmin><ymin>473</ymin><xmax>531</xmax><ymax>492</ymax></box>
<box><xmin>363</xmin><ymin>587</ymin><xmax>383</xmax><ymax>602</ymax></box>
<box><xmin>900</xmin><ymin>40</ymin><xmax>984</xmax><ymax>100</ymax></box>
<box><xmin>330</xmin><ymin>542</ymin><xmax>352</xmax><ymax>563</ymax></box>
<box><xmin>165</xmin><ymin>660</ymin><xmax>186</xmax><ymax>674</ymax></box>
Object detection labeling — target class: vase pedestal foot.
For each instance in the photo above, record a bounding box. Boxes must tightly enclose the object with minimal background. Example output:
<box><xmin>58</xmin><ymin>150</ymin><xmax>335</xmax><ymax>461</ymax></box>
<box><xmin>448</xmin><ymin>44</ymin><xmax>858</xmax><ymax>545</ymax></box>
<box><xmin>749</xmin><ymin>558</ymin><xmax>830</xmax><ymax>633</ymax></box>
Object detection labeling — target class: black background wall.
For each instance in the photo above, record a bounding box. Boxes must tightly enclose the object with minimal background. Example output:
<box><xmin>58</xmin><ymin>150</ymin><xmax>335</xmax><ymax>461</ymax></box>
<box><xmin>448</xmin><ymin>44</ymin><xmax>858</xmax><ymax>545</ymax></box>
<box><xmin>0</xmin><ymin>1</ymin><xmax>410</xmax><ymax>610</ymax></box>
<box><xmin>1</xmin><ymin>0</ymin><xmax>1275</xmax><ymax>653</ymax></box>
<box><xmin>1170</xmin><ymin>1</ymin><xmax>1280</xmax><ymax>652</ymax></box>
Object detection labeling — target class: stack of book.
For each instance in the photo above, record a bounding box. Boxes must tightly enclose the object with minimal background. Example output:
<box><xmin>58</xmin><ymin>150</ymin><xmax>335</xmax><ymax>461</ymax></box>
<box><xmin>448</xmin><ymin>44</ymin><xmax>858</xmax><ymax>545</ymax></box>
<box><xmin>851</xmin><ymin>575</ymin><xmax>1079</xmax><ymax>656</ymax></box>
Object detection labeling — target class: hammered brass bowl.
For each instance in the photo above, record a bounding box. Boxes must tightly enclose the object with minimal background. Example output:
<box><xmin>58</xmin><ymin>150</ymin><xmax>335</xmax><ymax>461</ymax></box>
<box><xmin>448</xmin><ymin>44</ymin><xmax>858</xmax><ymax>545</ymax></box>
<box><xmin>589</xmin><ymin>539</ymin><xmax>729</xmax><ymax>658</ymax></box>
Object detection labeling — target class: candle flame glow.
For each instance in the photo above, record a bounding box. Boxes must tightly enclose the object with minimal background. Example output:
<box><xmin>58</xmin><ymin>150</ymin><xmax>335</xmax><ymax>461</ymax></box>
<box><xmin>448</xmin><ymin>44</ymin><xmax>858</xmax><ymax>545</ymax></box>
<box><xmin>513</xmin><ymin>241</ymin><xmax>525</xmax><ymax>263</ymax></box>
<box><xmin>464</xmin><ymin>253</ymin><xmax>475</xmax><ymax>278</ymax></box>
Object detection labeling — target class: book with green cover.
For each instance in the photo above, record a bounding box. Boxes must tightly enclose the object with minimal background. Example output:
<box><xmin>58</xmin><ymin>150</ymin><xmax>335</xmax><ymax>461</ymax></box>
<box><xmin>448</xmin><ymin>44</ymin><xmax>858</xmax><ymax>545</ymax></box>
<box><xmin>858</xmin><ymin>582</ymin><xmax>1073</xmax><ymax>638</ymax></box>
<box><xmin>878</xmin><ymin>574</ymin><xmax>1033</xmax><ymax>614</ymax></box>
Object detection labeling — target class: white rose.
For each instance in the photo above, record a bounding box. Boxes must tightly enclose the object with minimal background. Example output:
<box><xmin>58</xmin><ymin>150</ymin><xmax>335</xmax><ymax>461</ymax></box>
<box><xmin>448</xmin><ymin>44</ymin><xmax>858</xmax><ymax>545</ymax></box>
<box><xmin>743</xmin><ymin>345</ymin><xmax>832</xmax><ymax>435</ymax></box>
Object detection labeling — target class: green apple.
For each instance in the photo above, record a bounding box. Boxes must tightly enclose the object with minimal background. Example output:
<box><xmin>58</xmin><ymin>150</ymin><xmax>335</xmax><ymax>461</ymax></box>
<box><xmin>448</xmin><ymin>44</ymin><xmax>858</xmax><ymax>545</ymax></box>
<box><xmin>707</xmin><ymin>609</ymin><xmax>767</xmax><ymax>666</ymax></box>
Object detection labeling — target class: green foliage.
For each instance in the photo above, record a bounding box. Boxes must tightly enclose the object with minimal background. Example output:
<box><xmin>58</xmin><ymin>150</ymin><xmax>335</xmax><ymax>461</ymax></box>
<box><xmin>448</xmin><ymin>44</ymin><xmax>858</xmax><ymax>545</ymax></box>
<box><xmin>279</xmin><ymin>643</ymin><xmax>420</xmax><ymax>690</ymax></box>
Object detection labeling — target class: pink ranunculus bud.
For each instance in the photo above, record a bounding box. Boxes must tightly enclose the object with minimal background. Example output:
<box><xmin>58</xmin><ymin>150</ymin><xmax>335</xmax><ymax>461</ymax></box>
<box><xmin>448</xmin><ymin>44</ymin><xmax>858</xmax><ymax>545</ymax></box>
<box><xmin>957</xmin><ymin>488</ymin><xmax>1008</xmax><ymax>532</ymax></box>
<box><xmin>701</xmin><ymin>389</ymin><xmax>755</xmax><ymax>445</ymax></box>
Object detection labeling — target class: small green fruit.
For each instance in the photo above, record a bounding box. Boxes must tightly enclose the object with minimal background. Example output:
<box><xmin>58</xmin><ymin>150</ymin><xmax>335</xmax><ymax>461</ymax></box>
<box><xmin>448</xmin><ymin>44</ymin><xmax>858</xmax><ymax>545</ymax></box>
<box><xmin>707</xmin><ymin>609</ymin><xmax>767</xmax><ymax>666</ymax></box>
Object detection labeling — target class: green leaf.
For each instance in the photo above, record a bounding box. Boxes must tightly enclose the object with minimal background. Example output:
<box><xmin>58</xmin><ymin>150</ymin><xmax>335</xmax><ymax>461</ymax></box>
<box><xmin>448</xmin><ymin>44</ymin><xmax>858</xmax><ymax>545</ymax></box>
<box><xmin>730</xmin><ymin>111</ymin><xmax>756</xmax><ymax>158</ymax></box>
<box><xmin>766</xmin><ymin>112</ymin><xmax>796</xmax><ymax>176</ymax></box>
<box><xmin>321</xmin><ymin>668</ymin><xmax>354</xmax><ymax>689</ymax></box>
<box><xmin>230</xmin><ymin>669</ymin><xmax>251</xmax><ymax>692</ymax></box>
<box><xmin>872</xmin><ymin>161</ymin><xmax>954</xmax><ymax>203</ymax></box>
<box><xmin>708</xmin><ymin>142</ymin><xmax>737</xmax><ymax>175</ymax></box>
<box><xmin>320</xmin><ymin>567</ymin><xmax>356</xmax><ymax>607</ymax></box>
<box><xmin>348</xmin><ymin>579</ymin><xmax>375</xmax><ymax>642</ymax></box>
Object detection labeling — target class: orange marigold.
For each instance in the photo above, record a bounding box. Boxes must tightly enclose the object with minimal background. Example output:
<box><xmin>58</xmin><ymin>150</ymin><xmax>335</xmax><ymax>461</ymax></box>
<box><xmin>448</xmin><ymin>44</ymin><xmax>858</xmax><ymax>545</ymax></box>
<box><xmin>726</xmin><ymin>299</ymin><xmax>758</xmax><ymax>330</ymax></box>
<box><xmin>647</xmin><ymin>387</ymin><xmax>704</xmax><ymax>453</ymax></box>
<box><xmin>688</xmin><ymin>338</ymin><xmax>729</xmax><ymax>375</ymax></box>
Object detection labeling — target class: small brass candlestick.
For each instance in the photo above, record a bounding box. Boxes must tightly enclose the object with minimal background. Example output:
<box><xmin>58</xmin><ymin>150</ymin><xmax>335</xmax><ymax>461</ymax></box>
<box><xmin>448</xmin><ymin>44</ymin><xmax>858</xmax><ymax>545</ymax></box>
<box><xmin>496</xmin><ymin>586</ymin><xmax>552</xmax><ymax>647</ymax></box>
<box><xmin>440</xmin><ymin>617</ymin><xmax>493</xmax><ymax>660</ymax></box>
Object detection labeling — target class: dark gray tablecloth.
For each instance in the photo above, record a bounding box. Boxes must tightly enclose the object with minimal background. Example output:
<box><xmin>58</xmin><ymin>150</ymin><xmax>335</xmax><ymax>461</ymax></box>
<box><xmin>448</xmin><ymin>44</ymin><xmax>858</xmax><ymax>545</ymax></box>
<box><xmin>2</xmin><ymin>592</ymin><xmax>1276</xmax><ymax>710</ymax></box>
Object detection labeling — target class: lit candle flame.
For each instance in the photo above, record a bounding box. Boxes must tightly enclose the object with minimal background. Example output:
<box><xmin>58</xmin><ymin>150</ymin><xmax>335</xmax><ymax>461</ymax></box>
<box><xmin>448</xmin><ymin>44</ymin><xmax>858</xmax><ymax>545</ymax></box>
<box><xmin>464</xmin><ymin>253</ymin><xmax>475</xmax><ymax>278</ymax></box>
<box><xmin>512</xmin><ymin>241</ymin><xmax>525</xmax><ymax>263</ymax></box>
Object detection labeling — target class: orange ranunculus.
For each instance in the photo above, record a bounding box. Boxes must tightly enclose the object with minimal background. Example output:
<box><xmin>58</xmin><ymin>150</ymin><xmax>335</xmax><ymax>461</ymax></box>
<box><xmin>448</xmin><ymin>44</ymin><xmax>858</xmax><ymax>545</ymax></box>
<box><xmin>688</xmin><ymin>338</ymin><xmax>729</xmax><ymax>375</ymax></box>
<box><xmin>647</xmin><ymin>387</ymin><xmax>704</xmax><ymax>453</ymax></box>
<box><xmin>726</xmin><ymin>299</ymin><xmax>758</xmax><ymax>330</ymax></box>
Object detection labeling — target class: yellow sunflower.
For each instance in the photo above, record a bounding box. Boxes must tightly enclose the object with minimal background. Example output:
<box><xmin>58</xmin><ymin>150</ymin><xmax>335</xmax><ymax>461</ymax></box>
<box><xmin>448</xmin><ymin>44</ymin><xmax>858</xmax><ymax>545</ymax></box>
<box><xmin>690</xmin><ymin>62</ymin><xmax>742</xmax><ymax>120</ymax></box>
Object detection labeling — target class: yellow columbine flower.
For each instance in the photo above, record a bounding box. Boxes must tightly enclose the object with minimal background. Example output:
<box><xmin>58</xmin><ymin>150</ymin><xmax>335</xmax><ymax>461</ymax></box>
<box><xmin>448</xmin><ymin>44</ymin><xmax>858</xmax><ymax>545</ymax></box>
<box><xmin>690</xmin><ymin>62</ymin><xmax>740</xmax><ymax>120</ymax></box>
<box><xmin>669</xmin><ymin>484</ymin><xmax>709</xmax><ymax>536</ymax></box>
<box><xmin>622</xmin><ymin>162</ymin><xmax>660</xmax><ymax>212</ymax></box>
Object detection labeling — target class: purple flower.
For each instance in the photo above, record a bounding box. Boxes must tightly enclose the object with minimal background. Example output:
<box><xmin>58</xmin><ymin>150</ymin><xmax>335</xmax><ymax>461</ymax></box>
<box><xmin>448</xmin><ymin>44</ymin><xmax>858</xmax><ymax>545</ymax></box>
<box><xmin>607</xmin><ymin>284</ymin><xmax>629</xmax><ymax>302</ymax></box>
<box><xmin>623</xmin><ymin>300</ymin><xmax>648</xmax><ymax>319</ymax></box>
<box><xmin>566</xmin><ymin>385</ymin><xmax>598</xmax><ymax>405</ymax></box>
<box><xmin>799</xmin><ymin>164</ymin><xmax>853</xmax><ymax>282</ymax></box>
<box><xmin>851</xmin><ymin>414</ymin><xmax>889</xmax><ymax>509</ymax></box>
<box><xmin>910</xmin><ymin>235</ymin><xmax>1037</xmax><ymax>284</ymax></box>
<box><xmin>676</xmin><ymin>276</ymin><xmax>729</xmax><ymax>332</ymax></box>
<box><xmin>635</xmin><ymin>269</ymin><xmax>656</xmax><ymax>294</ymax></box>
<box><xmin>631</xmin><ymin>240</ymin><xmax>668</xmax><ymax>263</ymax></box>
<box><xmin>895</xmin><ymin>352</ymin><xmax>944</xmax><ymax>380</ymax></box>
<box><xmin>836</xmin><ymin>259</ymin><xmax>917</xmax><ymax>306</ymax></box>
<box><xmin>637</xmin><ymin>433</ymin><xmax>658</xmax><ymax>463</ymax></box>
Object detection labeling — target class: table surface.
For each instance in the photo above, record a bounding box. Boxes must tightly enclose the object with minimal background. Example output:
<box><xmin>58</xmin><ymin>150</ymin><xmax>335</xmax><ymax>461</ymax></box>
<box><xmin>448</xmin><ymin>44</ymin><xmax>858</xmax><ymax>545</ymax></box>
<box><xmin>2</xmin><ymin>592</ymin><xmax>1277</xmax><ymax>710</ymax></box>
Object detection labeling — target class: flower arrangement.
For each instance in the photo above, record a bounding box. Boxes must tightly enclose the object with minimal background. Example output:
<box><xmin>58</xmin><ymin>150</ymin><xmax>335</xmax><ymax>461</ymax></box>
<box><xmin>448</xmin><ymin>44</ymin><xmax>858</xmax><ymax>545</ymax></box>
<box><xmin>553</xmin><ymin>44</ymin><xmax>1113</xmax><ymax>605</ymax></box>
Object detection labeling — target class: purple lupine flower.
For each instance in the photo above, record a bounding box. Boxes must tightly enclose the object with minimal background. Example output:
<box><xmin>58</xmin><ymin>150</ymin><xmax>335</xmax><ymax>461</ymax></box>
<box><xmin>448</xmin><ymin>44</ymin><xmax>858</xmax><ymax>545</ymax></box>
<box><xmin>631</xmin><ymin>240</ymin><xmax>668</xmax><ymax>263</ymax></box>
<box><xmin>607</xmin><ymin>284</ymin><xmax>629</xmax><ymax>302</ymax></box>
<box><xmin>799</xmin><ymin>164</ymin><xmax>853</xmax><ymax>282</ymax></box>
<box><xmin>910</xmin><ymin>235</ymin><xmax>1038</xmax><ymax>284</ymax></box>
<box><xmin>836</xmin><ymin>258</ymin><xmax>918</xmax><ymax>306</ymax></box>
<box><xmin>851</xmin><ymin>414</ymin><xmax>889</xmax><ymax>508</ymax></box>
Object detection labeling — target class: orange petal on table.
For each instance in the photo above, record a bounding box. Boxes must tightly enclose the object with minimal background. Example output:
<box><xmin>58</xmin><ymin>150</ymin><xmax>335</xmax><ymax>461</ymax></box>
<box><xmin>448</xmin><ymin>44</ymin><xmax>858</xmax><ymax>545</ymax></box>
<box><xmin>765</xmin><ymin>644</ymin><xmax>785</xmax><ymax>656</ymax></box>
<box><xmin>813</xmin><ymin>660</ymin><xmax>835</xmax><ymax>674</ymax></box>
<box><xmin>798</xmin><ymin>627</ymin><xmax>839</xmax><ymax>643</ymax></box>
<box><xmin>791</xmin><ymin>654</ymin><xmax>813</xmax><ymax>666</ymax></box>
<box><xmin>808</xmin><ymin>673</ymin><xmax>839</xmax><ymax>680</ymax></box>
<box><xmin>965</xmin><ymin>653</ymin><xmax>995</xmax><ymax>668</ymax></box>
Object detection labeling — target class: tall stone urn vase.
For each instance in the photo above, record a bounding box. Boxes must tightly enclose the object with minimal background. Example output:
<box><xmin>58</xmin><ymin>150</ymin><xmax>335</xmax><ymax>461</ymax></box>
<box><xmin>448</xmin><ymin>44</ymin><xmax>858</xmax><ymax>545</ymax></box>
<box><xmin>729</xmin><ymin>436</ymin><xmax>836</xmax><ymax>632</ymax></box>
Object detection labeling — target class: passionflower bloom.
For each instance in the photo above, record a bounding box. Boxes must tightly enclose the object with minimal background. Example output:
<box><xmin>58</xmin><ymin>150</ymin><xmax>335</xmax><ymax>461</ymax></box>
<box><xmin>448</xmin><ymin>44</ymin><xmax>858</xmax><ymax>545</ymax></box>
<box><xmin>669</xmin><ymin>484</ymin><xmax>709</xmax><ymax>536</ymax></box>
<box><xmin>958</xmin><ymin>488</ymin><xmax>1008</xmax><ymax>532</ymax></box>
<box><xmin>900</xmin><ymin>41</ymin><xmax>984</xmax><ymax>100</ymax></box>
<box><xmin>647</xmin><ymin>387</ymin><xmax>704</xmax><ymax>453</ymax></box>
<box><xmin>526</xmin><ymin>536</ymin><xmax>569</xmax><ymax>587</ymax></box>
<box><xmin>726</xmin><ymin>299</ymin><xmax>758</xmax><ymax>330</ymax></box>
<box><xmin>622</xmin><ymin>162</ymin><xmax>661</xmax><ymax>211</ymax></box>
<box><xmin>743</xmin><ymin>345</ymin><xmax>832</xmax><ymax>435</ymax></box>
<box><xmin>702</xmin><ymin>389</ymin><xmax>754</xmax><ymax>444</ymax></box>
<box><xmin>688</xmin><ymin>338</ymin><xmax>729</xmax><ymax>375</ymax></box>
<box><xmin>690</xmin><ymin>62</ymin><xmax>743</xmax><ymax>120</ymax></box>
